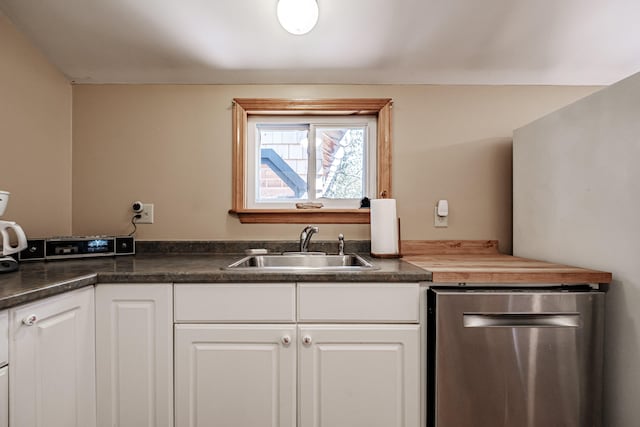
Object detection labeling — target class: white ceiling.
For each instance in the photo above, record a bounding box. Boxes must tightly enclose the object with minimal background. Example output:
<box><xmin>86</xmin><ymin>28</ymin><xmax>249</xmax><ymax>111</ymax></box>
<box><xmin>1</xmin><ymin>0</ymin><xmax>640</xmax><ymax>85</ymax></box>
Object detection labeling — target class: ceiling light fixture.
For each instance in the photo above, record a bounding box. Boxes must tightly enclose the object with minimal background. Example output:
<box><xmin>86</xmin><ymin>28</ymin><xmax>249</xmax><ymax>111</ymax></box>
<box><xmin>277</xmin><ymin>0</ymin><xmax>319</xmax><ymax>35</ymax></box>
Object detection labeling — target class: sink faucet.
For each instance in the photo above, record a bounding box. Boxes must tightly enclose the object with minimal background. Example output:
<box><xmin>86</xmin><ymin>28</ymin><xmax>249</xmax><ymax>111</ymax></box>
<box><xmin>299</xmin><ymin>225</ymin><xmax>319</xmax><ymax>252</ymax></box>
<box><xmin>338</xmin><ymin>233</ymin><xmax>345</xmax><ymax>255</ymax></box>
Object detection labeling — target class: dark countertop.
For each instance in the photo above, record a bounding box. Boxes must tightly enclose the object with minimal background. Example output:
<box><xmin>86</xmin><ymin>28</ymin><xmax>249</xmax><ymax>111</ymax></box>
<box><xmin>0</xmin><ymin>253</ymin><xmax>431</xmax><ymax>310</ymax></box>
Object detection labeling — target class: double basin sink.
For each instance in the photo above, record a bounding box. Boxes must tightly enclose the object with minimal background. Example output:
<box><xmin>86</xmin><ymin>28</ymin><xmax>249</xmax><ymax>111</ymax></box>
<box><xmin>225</xmin><ymin>253</ymin><xmax>377</xmax><ymax>272</ymax></box>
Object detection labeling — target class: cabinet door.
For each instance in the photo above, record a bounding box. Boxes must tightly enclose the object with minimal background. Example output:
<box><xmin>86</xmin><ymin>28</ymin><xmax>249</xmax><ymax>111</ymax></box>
<box><xmin>9</xmin><ymin>287</ymin><xmax>95</xmax><ymax>427</ymax></box>
<box><xmin>0</xmin><ymin>310</ymin><xmax>7</xmax><ymax>367</ymax></box>
<box><xmin>299</xmin><ymin>325</ymin><xmax>420</xmax><ymax>427</ymax></box>
<box><xmin>175</xmin><ymin>324</ymin><xmax>296</xmax><ymax>427</ymax></box>
<box><xmin>96</xmin><ymin>283</ymin><xmax>173</xmax><ymax>427</ymax></box>
<box><xmin>0</xmin><ymin>366</ymin><xmax>7</xmax><ymax>427</ymax></box>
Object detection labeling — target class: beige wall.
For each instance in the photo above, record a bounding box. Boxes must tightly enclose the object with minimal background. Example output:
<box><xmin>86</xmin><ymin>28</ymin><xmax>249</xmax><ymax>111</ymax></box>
<box><xmin>72</xmin><ymin>84</ymin><xmax>597</xmax><ymax>252</ymax></box>
<box><xmin>0</xmin><ymin>8</ymin><xmax>598</xmax><ymax>252</ymax></box>
<box><xmin>0</xmin><ymin>13</ymin><xmax>72</xmax><ymax>237</ymax></box>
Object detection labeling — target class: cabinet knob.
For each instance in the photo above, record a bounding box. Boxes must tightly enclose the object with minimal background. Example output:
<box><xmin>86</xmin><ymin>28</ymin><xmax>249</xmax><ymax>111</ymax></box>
<box><xmin>22</xmin><ymin>314</ymin><xmax>38</xmax><ymax>326</ymax></box>
<box><xmin>281</xmin><ymin>335</ymin><xmax>291</xmax><ymax>346</ymax></box>
<box><xmin>302</xmin><ymin>335</ymin><xmax>312</xmax><ymax>345</ymax></box>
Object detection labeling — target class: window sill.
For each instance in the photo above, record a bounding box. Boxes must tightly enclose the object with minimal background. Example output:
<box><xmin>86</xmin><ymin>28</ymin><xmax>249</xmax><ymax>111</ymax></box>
<box><xmin>228</xmin><ymin>209</ymin><xmax>370</xmax><ymax>224</ymax></box>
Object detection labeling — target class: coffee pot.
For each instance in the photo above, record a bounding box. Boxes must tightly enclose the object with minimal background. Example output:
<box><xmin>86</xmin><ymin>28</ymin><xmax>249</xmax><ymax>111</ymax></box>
<box><xmin>0</xmin><ymin>191</ymin><xmax>28</xmax><ymax>273</ymax></box>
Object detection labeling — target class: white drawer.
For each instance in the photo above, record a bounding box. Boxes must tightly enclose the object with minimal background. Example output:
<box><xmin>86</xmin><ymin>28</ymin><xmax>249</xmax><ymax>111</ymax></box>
<box><xmin>174</xmin><ymin>283</ymin><xmax>296</xmax><ymax>323</ymax></box>
<box><xmin>0</xmin><ymin>310</ymin><xmax>7</xmax><ymax>366</ymax></box>
<box><xmin>298</xmin><ymin>282</ymin><xmax>420</xmax><ymax>323</ymax></box>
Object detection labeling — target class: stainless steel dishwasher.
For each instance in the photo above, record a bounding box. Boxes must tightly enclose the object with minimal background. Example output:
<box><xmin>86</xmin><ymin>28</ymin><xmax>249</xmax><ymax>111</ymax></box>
<box><xmin>427</xmin><ymin>287</ymin><xmax>604</xmax><ymax>427</ymax></box>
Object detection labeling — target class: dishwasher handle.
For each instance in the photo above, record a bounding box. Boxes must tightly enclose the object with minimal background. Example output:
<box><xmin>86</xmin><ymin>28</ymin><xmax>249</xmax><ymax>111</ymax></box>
<box><xmin>463</xmin><ymin>313</ymin><xmax>580</xmax><ymax>328</ymax></box>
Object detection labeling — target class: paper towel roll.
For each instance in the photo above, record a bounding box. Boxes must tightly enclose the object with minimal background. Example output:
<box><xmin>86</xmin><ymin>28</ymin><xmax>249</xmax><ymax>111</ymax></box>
<box><xmin>370</xmin><ymin>198</ymin><xmax>399</xmax><ymax>256</ymax></box>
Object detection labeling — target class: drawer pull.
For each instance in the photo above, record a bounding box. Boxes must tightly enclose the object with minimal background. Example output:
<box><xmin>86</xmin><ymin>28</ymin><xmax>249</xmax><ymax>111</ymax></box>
<box><xmin>22</xmin><ymin>314</ymin><xmax>38</xmax><ymax>326</ymax></box>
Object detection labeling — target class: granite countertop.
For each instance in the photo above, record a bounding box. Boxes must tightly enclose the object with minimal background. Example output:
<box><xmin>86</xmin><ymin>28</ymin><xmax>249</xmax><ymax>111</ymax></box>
<box><xmin>0</xmin><ymin>253</ymin><xmax>431</xmax><ymax>310</ymax></box>
<box><xmin>0</xmin><ymin>239</ymin><xmax>613</xmax><ymax>311</ymax></box>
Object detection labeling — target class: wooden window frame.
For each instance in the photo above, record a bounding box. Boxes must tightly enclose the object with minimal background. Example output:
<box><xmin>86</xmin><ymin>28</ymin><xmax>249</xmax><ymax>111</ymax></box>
<box><xmin>229</xmin><ymin>98</ymin><xmax>393</xmax><ymax>224</ymax></box>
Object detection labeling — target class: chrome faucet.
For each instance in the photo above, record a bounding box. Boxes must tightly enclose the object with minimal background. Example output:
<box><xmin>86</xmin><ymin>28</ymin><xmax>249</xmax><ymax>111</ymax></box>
<box><xmin>299</xmin><ymin>225</ymin><xmax>319</xmax><ymax>252</ymax></box>
<box><xmin>338</xmin><ymin>233</ymin><xmax>345</xmax><ymax>255</ymax></box>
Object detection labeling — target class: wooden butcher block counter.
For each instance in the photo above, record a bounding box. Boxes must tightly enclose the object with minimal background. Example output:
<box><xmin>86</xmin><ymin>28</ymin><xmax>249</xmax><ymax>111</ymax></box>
<box><xmin>402</xmin><ymin>240</ymin><xmax>612</xmax><ymax>284</ymax></box>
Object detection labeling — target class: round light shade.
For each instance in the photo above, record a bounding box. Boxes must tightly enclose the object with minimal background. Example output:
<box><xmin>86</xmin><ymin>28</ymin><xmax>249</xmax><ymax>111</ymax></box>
<box><xmin>277</xmin><ymin>0</ymin><xmax>319</xmax><ymax>35</ymax></box>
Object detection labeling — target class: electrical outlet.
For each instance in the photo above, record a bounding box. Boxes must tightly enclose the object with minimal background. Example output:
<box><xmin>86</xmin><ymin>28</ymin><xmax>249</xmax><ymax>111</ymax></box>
<box><xmin>137</xmin><ymin>203</ymin><xmax>154</xmax><ymax>224</ymax></box>
<box><xmin>434</xmin><ymin>206</ymin><xmax>448</xmax><ymax>227</ymax></box>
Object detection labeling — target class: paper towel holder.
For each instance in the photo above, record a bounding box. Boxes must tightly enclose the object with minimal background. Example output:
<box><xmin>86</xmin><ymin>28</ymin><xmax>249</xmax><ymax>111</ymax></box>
<box><xmin>371</xmin><ymin>217</ymin><xmax>403</xmax><ymax>259</ymax></box>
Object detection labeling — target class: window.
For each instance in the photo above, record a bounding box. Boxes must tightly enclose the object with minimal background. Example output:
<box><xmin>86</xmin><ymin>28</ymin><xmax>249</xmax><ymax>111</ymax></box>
<box><xmin>247</xmin><ymin>116</ymin><xmax>377</xmax><ymax>209</ymax></box>
<box><xmin>230</xmin><ymin>98</ymin><xmax>393</xmax><ymax>224</ymax></box>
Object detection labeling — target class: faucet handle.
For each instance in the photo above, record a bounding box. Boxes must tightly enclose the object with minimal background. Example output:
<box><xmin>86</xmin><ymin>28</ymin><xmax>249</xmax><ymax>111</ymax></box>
<box><xmin>338</xmin><ymin>233</ymin><xmax>345</xmax><ymax>255</ymax></box>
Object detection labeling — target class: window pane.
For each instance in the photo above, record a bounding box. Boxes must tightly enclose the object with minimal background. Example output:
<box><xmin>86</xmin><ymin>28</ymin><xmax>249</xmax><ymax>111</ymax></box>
<box><xmin>257</xmin><ymin>126</ymin><xmax>308</xmax><ymax>201</ymax></box>
<box><xmin>315</xmin><ymin>127</ymin><xmax>365</xmax><ymax>199</ymax></box>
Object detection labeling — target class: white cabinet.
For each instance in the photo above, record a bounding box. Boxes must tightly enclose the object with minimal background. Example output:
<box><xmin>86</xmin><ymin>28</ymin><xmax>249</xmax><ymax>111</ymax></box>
<box><xmin>0</xmin><ymin>310</ymin><xmax>7</xmax><ymax>367</ymax></box>
<box><xmin>298</xmin><ymin>325</ymin><xmax>420</xmax><ymax>427</ymax></box>
<box><xmin>9</xmin><ymin>287</ymin><xmax>95</xmax><ymax>427</ymax></box>
<box><xmin>95</xmin><ymin>283</ymin><xmax>173</xmax><ymax>427</ymax></box>
<box><xmin>174</xmin><ymin>324</ymin><xmax>297</xmax><ymax>427</ymax></box>
<box><xmin>0</xmin><ymin>309</ymin><xmax>7</xmax><ymax>427</ymax></box>
<box><xmin>174</xmin><ymin>283</ymin><xmax>298</xmax><ymax>427</ymax></box>
<box><xmin>297</xmin><ymin>283</ymin><xmax>421</xmax><ymax>427</ymax></box>
<box><xmin>174</xmin><ymin>282</ymin><xmax>421</xmax><ymax>427</ymax></box>
<box><xmin>0</xmin><ymin>366</ymin><xmax>7</xmax><ymax>427</ymax></box>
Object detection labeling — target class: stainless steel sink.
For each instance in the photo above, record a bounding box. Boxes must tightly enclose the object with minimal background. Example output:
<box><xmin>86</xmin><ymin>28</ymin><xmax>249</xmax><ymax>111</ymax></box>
<box><xmin>224</xmin><ymin>253</ymin><xmax>378</xmax><ymax>271</ymax></box>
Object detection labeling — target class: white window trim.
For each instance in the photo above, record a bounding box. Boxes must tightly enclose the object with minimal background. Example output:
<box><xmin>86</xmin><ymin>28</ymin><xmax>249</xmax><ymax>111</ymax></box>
<box><xmin>246</xmin><ymin>115</ymin><xmax>377</xmax><ymax>209</ymax></box>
